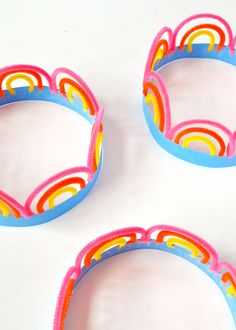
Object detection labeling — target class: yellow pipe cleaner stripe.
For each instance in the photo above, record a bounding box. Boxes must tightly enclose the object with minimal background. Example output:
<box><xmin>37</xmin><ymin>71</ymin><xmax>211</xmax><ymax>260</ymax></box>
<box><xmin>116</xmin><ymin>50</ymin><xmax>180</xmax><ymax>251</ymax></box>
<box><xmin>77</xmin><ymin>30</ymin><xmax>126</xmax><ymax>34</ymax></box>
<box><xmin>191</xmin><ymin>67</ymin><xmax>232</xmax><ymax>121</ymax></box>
<box><xmin>151</xmin><ymin>48</ymin><xmax>164</xmax><ymax>70</ymax></box>
<box><xmin>145</xmin><ymin>93</ymin><xmax>160</xmax><ymax>125</ymax></box>
<box><xmin>94</xmin><ymin>238</ymin><xmax>127</xmax><ymax>261</ymax></box>
<box><xmin>227</xmin><ymin>285</ymin><xmax>236</xmax><ymax>298</ymax></box>
<box><xmin>167</xmin><ymin>237</ymin><xmax>201</xmax><ymax>259</ymax></box>
<box><xmin>0</xmin><ymin>201</ymin><xmax>10</xmax><ymax>216</ymax></box>
<box><xmin>48</xmin><ymin>186</ymin><xmax>78</xmax><ymax>209</ymax></box>
<box><xmin>187</xmin><ymin>30</ymin><xmax>215</xmax><ymax>52</ymax></box>
<box><xmin>182</xmin><ymin>135</ymin><xmax>217</xmax><ymax>156</ymax></box>
<box><xmin>67</xmin><ymin>85</ymin><xmax>89</xmax><ymax>110</ymax></box>
<box><xmin>95</xmin><ymin>132</ymin><xmax>103</xmax><ymax>166</ymax></box>
<box><xmin>6</xmin><ymin>73</ymin><xmax>35</xmax><ymax>95</ymax></box>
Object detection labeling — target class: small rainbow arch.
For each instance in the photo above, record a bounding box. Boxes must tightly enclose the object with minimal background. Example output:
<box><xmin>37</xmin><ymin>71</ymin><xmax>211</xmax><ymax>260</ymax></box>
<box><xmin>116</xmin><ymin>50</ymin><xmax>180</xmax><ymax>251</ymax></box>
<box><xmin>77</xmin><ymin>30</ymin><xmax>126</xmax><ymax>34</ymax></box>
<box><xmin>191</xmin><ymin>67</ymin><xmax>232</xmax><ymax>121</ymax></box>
<box><xmin>36</xmin><ymin>177</ymin><xmax>86</xmax><ymax>214</ymax></box>
<box><xmin>156</xmin><ymin>229</ymin><xmax>212</xmax><ymax>264</ymax></box>
<box><xmin>174</xmin><ymin>127</ymin><xmax>226</xmax><ymax>157</ymax></box>
<box><xmin>0</xmin><ymin>70</ymin><xmax>43</xmax><ymax>97</ymax></box>
<box><xmin>144</xmin><ymin>27</ymin><xmax>172</xmax><ymax>77</ymax></box>
<box><xmin>59</xmin><ymin>78</ymin><xmax>96</xmax><ymax>116</ymax></box>
<box><xmin>24</xmin><ymin>167</ymin><xmax>92</xmax><ymax>215</ymax></box>
<box><xmin>83</xmin><ymin>233</ymin><xmax>137</xmax><ymax>267</ymax></box>
<box><xmin>170</xmin><ymin>13</ymin><xmax>234</xmax><ymax>51</ymax></box>
<box><xmin>179</xmin><ymin>24</ymin><xmax>226</xmax><ymax>51</ymax></box>
<box><xmin>51</xmin><ymin>67</ymin><xmax>99</xmax><ymax>116</ymax></box>
<box><xmin>143</xmin><ymin>81</ymin><xmax>165</xmax><ymax>132</ymax></box>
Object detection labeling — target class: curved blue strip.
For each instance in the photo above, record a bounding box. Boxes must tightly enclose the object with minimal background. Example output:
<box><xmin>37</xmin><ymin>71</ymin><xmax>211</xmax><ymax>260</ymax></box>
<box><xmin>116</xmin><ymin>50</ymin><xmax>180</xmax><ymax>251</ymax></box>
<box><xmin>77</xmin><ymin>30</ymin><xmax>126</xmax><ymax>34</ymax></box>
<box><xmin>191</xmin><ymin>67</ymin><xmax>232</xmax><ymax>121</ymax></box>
<box><xmin>155</xmin><ymin>44</ymin><xmax>236</xmax><ymax>70</ymax></box>
<box><xmin>0</xmin><ymin>86</ymin><xmax>94</xmax><ymax>124</ymax></box>
<box><xmin>0</xmin><ymin>86</ymin><xmax>102</xmax><ymax>226</ymax></box>
<box><xmin>74</xmin><ymin>240</ymin><xmax>236</xmax><ymax>326</ymax></box>
<box><xmin>144</xmin><ymin>44</ymin><xmax>236</xmax><ymax>167</ymax></box>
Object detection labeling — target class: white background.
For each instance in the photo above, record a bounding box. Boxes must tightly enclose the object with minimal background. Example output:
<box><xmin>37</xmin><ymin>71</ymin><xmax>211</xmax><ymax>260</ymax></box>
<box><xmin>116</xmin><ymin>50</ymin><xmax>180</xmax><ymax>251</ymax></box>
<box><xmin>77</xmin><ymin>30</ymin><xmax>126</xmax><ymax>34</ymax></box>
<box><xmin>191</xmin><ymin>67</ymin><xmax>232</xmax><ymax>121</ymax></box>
<box><xmin>0</xmin><ymin>0</ymin><xmax>235</xmax><ymax>329</ymax></box>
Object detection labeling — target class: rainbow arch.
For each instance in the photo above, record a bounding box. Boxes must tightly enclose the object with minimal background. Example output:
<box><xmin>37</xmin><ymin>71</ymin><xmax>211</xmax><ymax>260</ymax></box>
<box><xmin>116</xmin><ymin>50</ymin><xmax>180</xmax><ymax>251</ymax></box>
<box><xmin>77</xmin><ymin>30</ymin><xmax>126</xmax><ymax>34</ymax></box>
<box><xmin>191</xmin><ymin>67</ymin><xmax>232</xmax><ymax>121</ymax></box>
<box><xmin>171</xmin><ymin>13</ymin><xmax>234</xmax><ymax>51</ymax></box>
<box><xmin>51</xmin><ymin>67</ymin><xmax>99</xmax><ymax>117</ymax></box>
<box><xmin>179</xmin><ymin>23</ymin><xmax>226</xmax><ymax>52</ymax></box>
<box><xmin>143</xmin><ymin>71</ymin><xmax>171</xmax><ymax>134</ymax></box>
<box><xmin>144</xmin><ymin>27</ymin><xmax>173</xmax><ymax>79</ymax></box>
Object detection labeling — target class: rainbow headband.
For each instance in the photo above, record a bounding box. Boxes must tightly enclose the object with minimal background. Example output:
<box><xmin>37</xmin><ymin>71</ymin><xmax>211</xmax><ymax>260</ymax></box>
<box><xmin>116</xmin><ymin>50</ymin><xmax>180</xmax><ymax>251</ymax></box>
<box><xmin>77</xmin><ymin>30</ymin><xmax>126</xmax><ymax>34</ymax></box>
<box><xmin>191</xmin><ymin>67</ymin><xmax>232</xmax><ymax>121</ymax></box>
<box><xmin>0</xmin><ymin>65</ymin><xmax>103</xmax><ymax>226</ymax></box>
<box><xmin>143</xmin><ymin>13</ymin><xmax>236</xmax><ymax>167</ymax></box>
<box><xmin>54</xmin><ymin>225</ymin><xmax>236</xmax><ymax>330</ymax></box>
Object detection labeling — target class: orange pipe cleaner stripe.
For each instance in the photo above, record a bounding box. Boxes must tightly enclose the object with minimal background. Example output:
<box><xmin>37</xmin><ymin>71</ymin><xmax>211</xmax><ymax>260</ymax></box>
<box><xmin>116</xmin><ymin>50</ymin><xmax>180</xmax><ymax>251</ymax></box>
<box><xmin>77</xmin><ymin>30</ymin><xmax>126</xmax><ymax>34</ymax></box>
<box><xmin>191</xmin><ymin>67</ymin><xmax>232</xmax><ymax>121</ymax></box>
<box><xmin>59</xmin><ymin>78</ymin><xmax>95</xmax><ymax>116</ymax></box>
<box><xmin>37</xmin><ymin>177</ymin><xmax>86</xmax><ymax>214</ymax></box>
<box><xmin>175</xmin><ymin>127</ymin><xmax>226</xmax><ymax>156</ymax></box>
<box><xmin>92</xmin><ymin>152</ymin><xmax>97</xmax><ymax>173</ymax></box>
<box><xmin>179</xmin><ymin>24</ymin><xmax>226</xmax><ymax>51</ymax></box>
<box><xmin>60</xmin><ymin>278</ymin><xmax>75</xmax><ymax>330</ymax></box>
<box><xmin>143</xmin><ymin>82</ymin><xmax>165</xmax><ymax>132</ymax></box>
<box><xmin>222</xmin><ymin>272</ymin><xmax>236</xmax><ymax>290</ymax></box>
<box><xmin>91</xmin><ymin>123</ymin><xmax>103</xmax><ymax>172</ymax></box>
<box><xmin>84</xmin><ymin>233</ymin><xmax>137</xmax><ymax>268</ymax></box>
<box><xmin>0</xmin><ymin>69</ymin><xmax>43</xmax><ymax>97</ymax></box>
<box><xmin>156</xmin><ymin>230</ymin><xmax>210</xmax><ymax>264</ymax></box>
<box><xmin>151</xmin><ymin>39</ymin><xmax>169</xmax><ymax>69</ymax></box>
<box><xmin>0</xmin><ymin>198</ymin><xmax>21</xmax><ymax>218</ymax></box>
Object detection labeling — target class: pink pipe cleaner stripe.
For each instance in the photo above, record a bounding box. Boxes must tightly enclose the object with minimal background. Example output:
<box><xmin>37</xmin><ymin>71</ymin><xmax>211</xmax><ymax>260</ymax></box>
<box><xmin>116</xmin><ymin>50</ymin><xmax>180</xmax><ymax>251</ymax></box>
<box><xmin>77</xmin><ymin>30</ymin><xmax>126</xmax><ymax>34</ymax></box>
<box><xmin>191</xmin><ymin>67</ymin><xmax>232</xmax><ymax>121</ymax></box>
<box><xmin>167</xmin><ymin>119</ymin><xmax>235</xmax><ymax>157</ymax></box>
<box><xmin>232</xmin><ymin>36</ymin><xmax>236</xmax><ymax>53</ymax></box>
<box><xmin>171</xmin><ymin>13</ymin><xmax>234</xmax><ymax>51</ymax></box>
<box><xmin>143</xmin><ymin>71</ymin><xmax>172</xmax><ymax>134</ymax></box>
<box><xmin>143</xmin><ymin>26</ymin><xmax>173</xmax><ymax>79</ymax></box>
<box><xmin>0</xmin><ymin>64</ymin><xmax>52</xmax><ymax>89</ymax></box>
<box><xmin>24</xmin><ymin>166</ymin><xmax>92</xmax><ymax>214</ymax></box>
<box><xmin>53</xmin><ymin>266</ymin><xmax>78</xmax><ymax>330</ymax></box>
<box><xmin>0</xmin><ymin>190</ymin><xmax>33</xmax><ymax>218</ymax></box>
<box><xmin>147</xmin><ymin>225</ymin><xmax>219</xmax><ymax>270</ymax></box>
<box><xmin>87</xmin><ymin>107</ymin><xmax>104</xmax><ymax>172</ymax></box>
<box><xmin>51</xmin><ymin>68</ymin><xmax>99</xmax><ymax>114</ymax></box>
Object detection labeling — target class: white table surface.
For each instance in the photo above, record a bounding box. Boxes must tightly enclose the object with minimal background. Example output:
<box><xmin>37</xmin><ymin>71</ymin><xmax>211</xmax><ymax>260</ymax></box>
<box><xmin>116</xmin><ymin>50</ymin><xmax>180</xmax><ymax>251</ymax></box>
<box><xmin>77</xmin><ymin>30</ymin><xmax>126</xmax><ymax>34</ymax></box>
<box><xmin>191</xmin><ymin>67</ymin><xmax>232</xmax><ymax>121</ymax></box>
<box><xmin>0</xmin><ymin>0</ymin><xmax>235</xmax><ymax>329</ymax></box>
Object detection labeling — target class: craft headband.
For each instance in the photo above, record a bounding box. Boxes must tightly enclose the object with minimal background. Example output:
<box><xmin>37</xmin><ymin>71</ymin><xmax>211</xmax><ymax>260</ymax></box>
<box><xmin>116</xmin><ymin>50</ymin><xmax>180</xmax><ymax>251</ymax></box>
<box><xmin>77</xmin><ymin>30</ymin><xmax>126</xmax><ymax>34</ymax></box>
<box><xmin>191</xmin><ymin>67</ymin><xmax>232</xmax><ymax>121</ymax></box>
<box><xmin>143</xmin><ymin>13</ymin><xmax>236</xmax><ymax>167</ymax></box>
<box><xmin>54</xmin><ymin>225</ymin><xmax>236</xmax><ymax>330</ymax></box>
<box><xmin>0</xmin><ymin>65</ymin><xmax>103</xmax><ymax>227</ymax></box>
